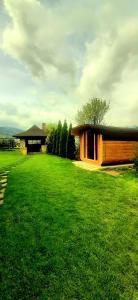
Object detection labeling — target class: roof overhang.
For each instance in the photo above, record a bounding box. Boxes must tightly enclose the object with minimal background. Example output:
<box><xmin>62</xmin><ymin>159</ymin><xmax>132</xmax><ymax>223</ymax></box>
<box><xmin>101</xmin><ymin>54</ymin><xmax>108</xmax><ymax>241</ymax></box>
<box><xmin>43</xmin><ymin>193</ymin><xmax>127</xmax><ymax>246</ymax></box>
<box><xmin>72</xmin><ymin>124</ymin><xmax>138</xmax><ymax>141</ymax></box>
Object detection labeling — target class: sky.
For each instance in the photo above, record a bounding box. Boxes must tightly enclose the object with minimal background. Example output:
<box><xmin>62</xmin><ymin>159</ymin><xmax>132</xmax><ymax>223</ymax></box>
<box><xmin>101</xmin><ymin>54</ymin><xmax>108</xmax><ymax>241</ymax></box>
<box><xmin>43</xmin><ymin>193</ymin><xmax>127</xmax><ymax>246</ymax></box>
<box><xmin>0</xmin><ymin>0</ymin><xmax>138</xmax><ymax>129</ymax></box>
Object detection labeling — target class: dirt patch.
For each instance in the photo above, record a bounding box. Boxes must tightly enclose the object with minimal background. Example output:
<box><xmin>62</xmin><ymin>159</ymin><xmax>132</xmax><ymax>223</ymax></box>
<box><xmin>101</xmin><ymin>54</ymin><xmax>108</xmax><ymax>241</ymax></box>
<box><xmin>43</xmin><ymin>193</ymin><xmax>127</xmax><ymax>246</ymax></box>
<box><xmin>102</xmin><ymin>169</ymin><xmax>120</xmax><ymax>176</ymax></box>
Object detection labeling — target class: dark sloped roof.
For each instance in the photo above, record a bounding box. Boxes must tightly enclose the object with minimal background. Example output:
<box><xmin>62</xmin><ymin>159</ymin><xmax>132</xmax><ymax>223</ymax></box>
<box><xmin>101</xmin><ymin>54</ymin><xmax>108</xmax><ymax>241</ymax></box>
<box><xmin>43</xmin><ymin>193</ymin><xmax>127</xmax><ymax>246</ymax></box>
<box><xmin>72</xmin><ymin>124</ymin><xmax>138</xmax><ymax>141</ymax></box>
<box><xmin>13</xmin><ymin>125</ymin><xmax>46</xmax><ymax>138</ymax></box>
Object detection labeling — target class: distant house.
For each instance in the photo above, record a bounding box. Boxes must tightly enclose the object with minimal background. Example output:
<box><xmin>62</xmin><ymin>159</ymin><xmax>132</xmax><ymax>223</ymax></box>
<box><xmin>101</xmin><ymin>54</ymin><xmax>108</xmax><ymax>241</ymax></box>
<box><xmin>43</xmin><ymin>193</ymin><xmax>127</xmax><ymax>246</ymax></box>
<box><xmin>13</xmin><ymin>125</ymin><xmax>47</xmax><ymax>155</ymax></box>
<box><xmin>72</xmin><ymin>125</ymin><xmax>138</xmax><ymax>165</ymax></box>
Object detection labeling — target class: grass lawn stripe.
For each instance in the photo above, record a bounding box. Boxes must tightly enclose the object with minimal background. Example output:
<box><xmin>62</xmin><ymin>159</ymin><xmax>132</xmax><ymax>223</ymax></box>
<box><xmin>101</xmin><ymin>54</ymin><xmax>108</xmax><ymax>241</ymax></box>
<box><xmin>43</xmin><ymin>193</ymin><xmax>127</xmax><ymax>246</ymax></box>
<box><xmin>0</xmin><ymin>153</ymin><xmax>138</xmax><ymax>299</ymax></box>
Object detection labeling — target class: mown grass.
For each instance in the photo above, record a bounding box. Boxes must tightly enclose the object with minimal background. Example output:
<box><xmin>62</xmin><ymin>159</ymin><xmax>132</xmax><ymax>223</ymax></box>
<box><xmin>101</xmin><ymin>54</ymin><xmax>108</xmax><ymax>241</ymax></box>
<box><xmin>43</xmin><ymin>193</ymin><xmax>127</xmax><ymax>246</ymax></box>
<box><xmin>0</xmin><ymin>153</ymin><xmax>138</xmax><ymax>299</ymax></box>
<box><xmin>0</xmin><ymin>150</ymin><xmax>25</xmax><ymax>171</ymax></box>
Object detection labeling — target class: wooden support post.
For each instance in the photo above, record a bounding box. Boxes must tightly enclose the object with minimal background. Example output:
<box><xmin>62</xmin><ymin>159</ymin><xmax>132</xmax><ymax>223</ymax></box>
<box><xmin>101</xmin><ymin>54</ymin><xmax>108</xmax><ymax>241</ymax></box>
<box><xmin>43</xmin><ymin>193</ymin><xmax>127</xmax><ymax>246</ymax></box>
<box><xmin>98</xmin><ymin>134</ymin><xmax>103</xmax><ymax>165</ymax></box>
<box><xmin>94</xmin><ymin>134</ymin><xmax>96</xmax><ymax>160</ymax></box>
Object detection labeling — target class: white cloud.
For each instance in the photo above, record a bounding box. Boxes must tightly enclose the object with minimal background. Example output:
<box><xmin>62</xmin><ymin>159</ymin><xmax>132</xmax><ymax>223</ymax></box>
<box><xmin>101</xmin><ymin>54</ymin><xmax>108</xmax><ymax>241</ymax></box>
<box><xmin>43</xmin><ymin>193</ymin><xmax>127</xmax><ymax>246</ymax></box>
<box><xmin>2</xmin><ymin>0</ymin><xmax>77</xmax><ymax>90</ymax></box>
<box><xmin>77</xmin><ymin>16</ymin><xmax>138</xmax><ymax>126</ymax></box>
<box><xmin>0</xmin><ymin>0</ymin><xmax>138</xmax><ymax>127</ymax></box>
<box><xmin>79</xmin><ymin>19</ymin><xmax>138</xmax><ymax>90</ymax></box>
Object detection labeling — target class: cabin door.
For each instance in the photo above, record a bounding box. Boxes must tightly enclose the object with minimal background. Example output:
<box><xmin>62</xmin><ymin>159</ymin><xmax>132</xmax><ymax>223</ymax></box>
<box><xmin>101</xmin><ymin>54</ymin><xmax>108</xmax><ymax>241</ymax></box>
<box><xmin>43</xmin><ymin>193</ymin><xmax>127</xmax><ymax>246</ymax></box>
<box><xmin>27</xmin><ymin>140</ymin><xmax>41</xmax><ymax>153</ymax></box>
<box><xmin>27</xmin><ymin>144</ymin><xmax>41</xmax><ymax>153</ymax></box>
<box><xmin>87</xmin><ymin>130</ymin><xmax>94</xmax><ymax>159</ymax></box>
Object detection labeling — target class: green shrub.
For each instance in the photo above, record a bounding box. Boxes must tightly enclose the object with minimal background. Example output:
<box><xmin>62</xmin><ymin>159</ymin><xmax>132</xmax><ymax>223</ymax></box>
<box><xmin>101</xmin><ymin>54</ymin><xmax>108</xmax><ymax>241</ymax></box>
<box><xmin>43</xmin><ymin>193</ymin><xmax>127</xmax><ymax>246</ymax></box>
<box><xmin>66</xmin><ymin>124</ymin><xmax>76</xmax><ymax>160</ymax></box>
<box><xmin>134</xmin><ymin>155</ymin><xmax>138</xmax><ymax>172</ymax></box>
<box><xmin>59</xmin><ymin>120</ymin><xmax>68</xmax><ymax>157</ymax></box>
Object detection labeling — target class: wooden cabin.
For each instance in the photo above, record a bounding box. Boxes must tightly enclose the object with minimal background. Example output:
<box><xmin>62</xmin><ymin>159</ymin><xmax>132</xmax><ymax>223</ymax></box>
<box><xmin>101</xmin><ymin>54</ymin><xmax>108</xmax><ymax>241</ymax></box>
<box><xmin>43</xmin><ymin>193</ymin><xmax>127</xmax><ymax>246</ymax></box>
<box><xmin>14</xmin><ymin>125</ymin><xmax>47</xmax><ymax>155</ymax></box>
<box><xmin>72</xmin><ymin>125</ymin><xmax>138</xmax><ymax>165</ymax></box>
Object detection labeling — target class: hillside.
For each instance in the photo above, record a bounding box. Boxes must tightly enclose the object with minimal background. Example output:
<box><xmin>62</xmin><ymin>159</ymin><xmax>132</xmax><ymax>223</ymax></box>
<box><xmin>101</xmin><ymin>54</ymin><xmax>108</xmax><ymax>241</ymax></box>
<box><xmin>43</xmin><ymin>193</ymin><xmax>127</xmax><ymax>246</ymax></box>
<box><xmin>0</xmin><ymin>127</ymin><xmax>22</xmax><ymax>138</ymax></box>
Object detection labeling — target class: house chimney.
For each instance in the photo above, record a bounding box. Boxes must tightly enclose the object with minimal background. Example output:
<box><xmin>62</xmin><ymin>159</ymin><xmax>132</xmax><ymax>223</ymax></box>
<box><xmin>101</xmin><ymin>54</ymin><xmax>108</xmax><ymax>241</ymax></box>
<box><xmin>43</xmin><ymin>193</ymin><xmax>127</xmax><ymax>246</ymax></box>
<box><xmin>42</xmin><ymin>123</ymin><xmax>46</xmax><ymax>133</ymax></box>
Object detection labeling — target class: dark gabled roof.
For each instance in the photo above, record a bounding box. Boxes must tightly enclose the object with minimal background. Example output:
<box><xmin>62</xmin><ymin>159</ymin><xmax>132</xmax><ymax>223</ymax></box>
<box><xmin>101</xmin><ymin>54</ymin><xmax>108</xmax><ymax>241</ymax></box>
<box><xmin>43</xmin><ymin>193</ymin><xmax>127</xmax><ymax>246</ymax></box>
<box><xmin>72</xmin><ymin>124</ymin><xmax>138</xmax><ymax>141</ymax></box>
<box><xmin>13</xmin><ymin>125</ymin><xmax>46</xmax><ymax>138</ymax></box>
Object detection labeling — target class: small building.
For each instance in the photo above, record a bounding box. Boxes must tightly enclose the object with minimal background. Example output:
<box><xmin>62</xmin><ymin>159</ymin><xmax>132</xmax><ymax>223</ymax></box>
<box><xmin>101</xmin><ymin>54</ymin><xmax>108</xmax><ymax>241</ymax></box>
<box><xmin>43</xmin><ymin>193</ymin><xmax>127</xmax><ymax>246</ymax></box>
<box><xmin>72</xmin><ymin>124</ymin><xmax>138</xmax><ymax>165</ymax></box>
<box><xmin>14</xmin><ymin>125</ymin><xmax>47</xmax><ymax>155</ymax></box>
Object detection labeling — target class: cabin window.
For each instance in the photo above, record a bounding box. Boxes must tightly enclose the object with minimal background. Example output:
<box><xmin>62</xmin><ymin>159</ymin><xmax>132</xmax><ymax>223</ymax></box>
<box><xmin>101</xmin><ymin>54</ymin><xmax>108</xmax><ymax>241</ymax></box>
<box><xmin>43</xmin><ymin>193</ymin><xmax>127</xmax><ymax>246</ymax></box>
<box><xmin>86</xmin><ymin>131</ymin><xmax>98</xmax><ymax>160</ymax></box>
<box><xmin>28</xmin><ymin>140</ymin><xmax>41</xmax><ymax>144</ymax></box>
<box><xmin>87</xmin><ymin>130</ymin><xmax>94</xmax><ymax>159</ymax></box>
<box><xmin>84</xmin><ymin>132</ymin><xmax>87</xmax><ymax>158</ymax></box>
<box><xmin>95</xmin><ymin>135</ymin><xmax>98</xmax><ymax>160</ymax></box>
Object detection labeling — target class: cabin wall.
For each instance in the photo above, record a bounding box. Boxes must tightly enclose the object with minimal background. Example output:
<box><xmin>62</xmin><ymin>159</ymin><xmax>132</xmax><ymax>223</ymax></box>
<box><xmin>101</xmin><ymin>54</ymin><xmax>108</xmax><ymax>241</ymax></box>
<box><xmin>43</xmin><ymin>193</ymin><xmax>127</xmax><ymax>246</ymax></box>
<box><xmin>80</xmin><ymin>133</ymin><xmax>138</xmax><ymax>165</ymax></box>
<box><xmin>102</xmin><ymin>140</ymin><xmax>138</xmax><ymax>165</ymax></box>
<box><xmin>19</xmin><ymin>138</ymin><xmax>46</xmax><ymax>154</ymax></box>
<box><xmin>20</xmin><ymin>139</ymin><xmax>27</xmax><ymax>155</ymax></box>
<box><xmin>41</xmin><ymin>145</ymin><xmax>47</xmax><ymax>153</ymax></box>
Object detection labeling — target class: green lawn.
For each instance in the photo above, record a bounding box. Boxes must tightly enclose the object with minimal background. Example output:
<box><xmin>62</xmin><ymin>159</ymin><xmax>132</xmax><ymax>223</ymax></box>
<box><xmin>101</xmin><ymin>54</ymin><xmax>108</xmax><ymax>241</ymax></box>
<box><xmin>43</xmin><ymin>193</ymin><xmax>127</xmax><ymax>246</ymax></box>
<box><xmin>0</xmin><ymin>153</ymin><xmax>138</xmax><ymax>300</ymax></box>
<box><xmin>0</xmin><ymin>150</ymin><xmax>26</xmax><ymax>171</ymax></box>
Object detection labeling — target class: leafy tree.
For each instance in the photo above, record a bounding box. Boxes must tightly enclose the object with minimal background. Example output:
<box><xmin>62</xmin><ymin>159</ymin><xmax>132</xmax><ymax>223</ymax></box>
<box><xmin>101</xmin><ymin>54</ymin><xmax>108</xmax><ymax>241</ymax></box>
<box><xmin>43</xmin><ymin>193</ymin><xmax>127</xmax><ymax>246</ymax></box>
<box><xmin>66</xmin><ymin>123</ymin><xmax>76</xmax><ymax>159</ymax></box>
<box><xmin>74</xmin><ymin>136</ymin><xmax>80</xmax><ymax>160</ymax></box>
<box><xmin>44</xmin><ymin>123</ymin><xmax>57</xmax><ymax>135</ymax></box>
<box><xmin>59</xmin><ymin>120</ymin><xmax>68</xmax><ymax>157</ymax></box>
<box><xmin>44</xmin><ymin>123</ymin><xmax>57</xmax><ymax>143</ymax></box>
<box><xmin>55</xmin><ymin>120</ymin><xmax>62</xmax><ymax>155</ymax></box>
<box><xmin>75</xmin><ymin>97</ymin><xmax>110</xmax><ymax>125</ymax></box>
<box><xmin>47</xmin><ymin>129</ymin><xmax>55</xmax><ymax>153</ymax></box>
<box><xmin>52</xmin><ymin>129</ymin><xmax>57</xmax><ymax>155</ymax></box>
<box><xmin>0</xmin><ymin>138</ymin><xmax>16</xmax><ymax>150</ymax></box>
<box><xmin>134</xmin><ymin>156</ymin><xmax>138</xmax><ymax>172</ymax></box>
<box><xmin>134</xmin><ymin>148</ymin><xmax>138</xmax><ymax>172</ymax></box>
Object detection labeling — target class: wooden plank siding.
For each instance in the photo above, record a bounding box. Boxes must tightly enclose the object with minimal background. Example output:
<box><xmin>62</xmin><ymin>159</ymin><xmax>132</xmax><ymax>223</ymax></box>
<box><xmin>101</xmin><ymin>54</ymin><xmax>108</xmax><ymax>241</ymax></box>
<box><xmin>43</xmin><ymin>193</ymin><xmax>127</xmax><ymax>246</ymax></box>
<box><xmin>102</xmin><ymin>140</ymin><xmax>138</xmax><ymax>164</ymax></box>
<box><xmin>72</xmin><ymin>125</ymin><xmax>138</xmax><ymax>165</ymax></box>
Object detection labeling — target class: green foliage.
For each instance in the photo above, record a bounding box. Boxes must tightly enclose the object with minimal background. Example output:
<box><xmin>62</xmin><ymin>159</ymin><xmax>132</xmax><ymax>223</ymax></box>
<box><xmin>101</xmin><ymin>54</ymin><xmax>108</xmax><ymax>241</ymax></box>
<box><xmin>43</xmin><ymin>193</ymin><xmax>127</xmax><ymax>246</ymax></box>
<box><xmin>134</xmin><ymin>152</ymin><xmax>138</xmax><ymax>172</ymax></box>
<box><xmin>52</xmin><ymin>129</ymin><xmax>57</xmax><ymax>155</ymax></box>
<box><xmin>75</xmin><ymin>136</ymin><xmax>80</xmax><ymax>160</ymax></box>
<box><xmin>46</xmin><ymin>123</ymin><xmax>58</xmax><ymax>154</ymax></box>
<box><xmin>44</xmin><ymin>123</ymin><xmax>57</xmax><ymax>138</ymax></box>
<box><xmin>0</xmin><ymin>138</ymin><xmax>16</xmax><ymax>150</ymax></box>
<box><xmin>75</xmin><ymin>97</ymin><xmax>110</xmax><ymax>125</ymax></box>
<box><xmin>59</xmin><ymin>120</ymin><xmax>68</xmax><ymax>157</ymax></box>
<box><xmin>0</xmin><ymin>153</ymin><xmax>137</xmax><ymax>299</ymax></box>
<box><xmin>66</xmin><ymin>123</ymin><xmax>76</xmax><ymax>159</ymax></box>
<box><xmin>55</xmin><ymin>120</ymin><xmax>62</xmax><ymax>155</ymax></box>
<box><xmin>47</xmin><ymin>128</ymin><xmax>56</xmax><ymax>154</ymax></box>
<box><xmin>47</xmin><ymin>121</ymin><xmax>76</xmax><ymax>160</ymax></box>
